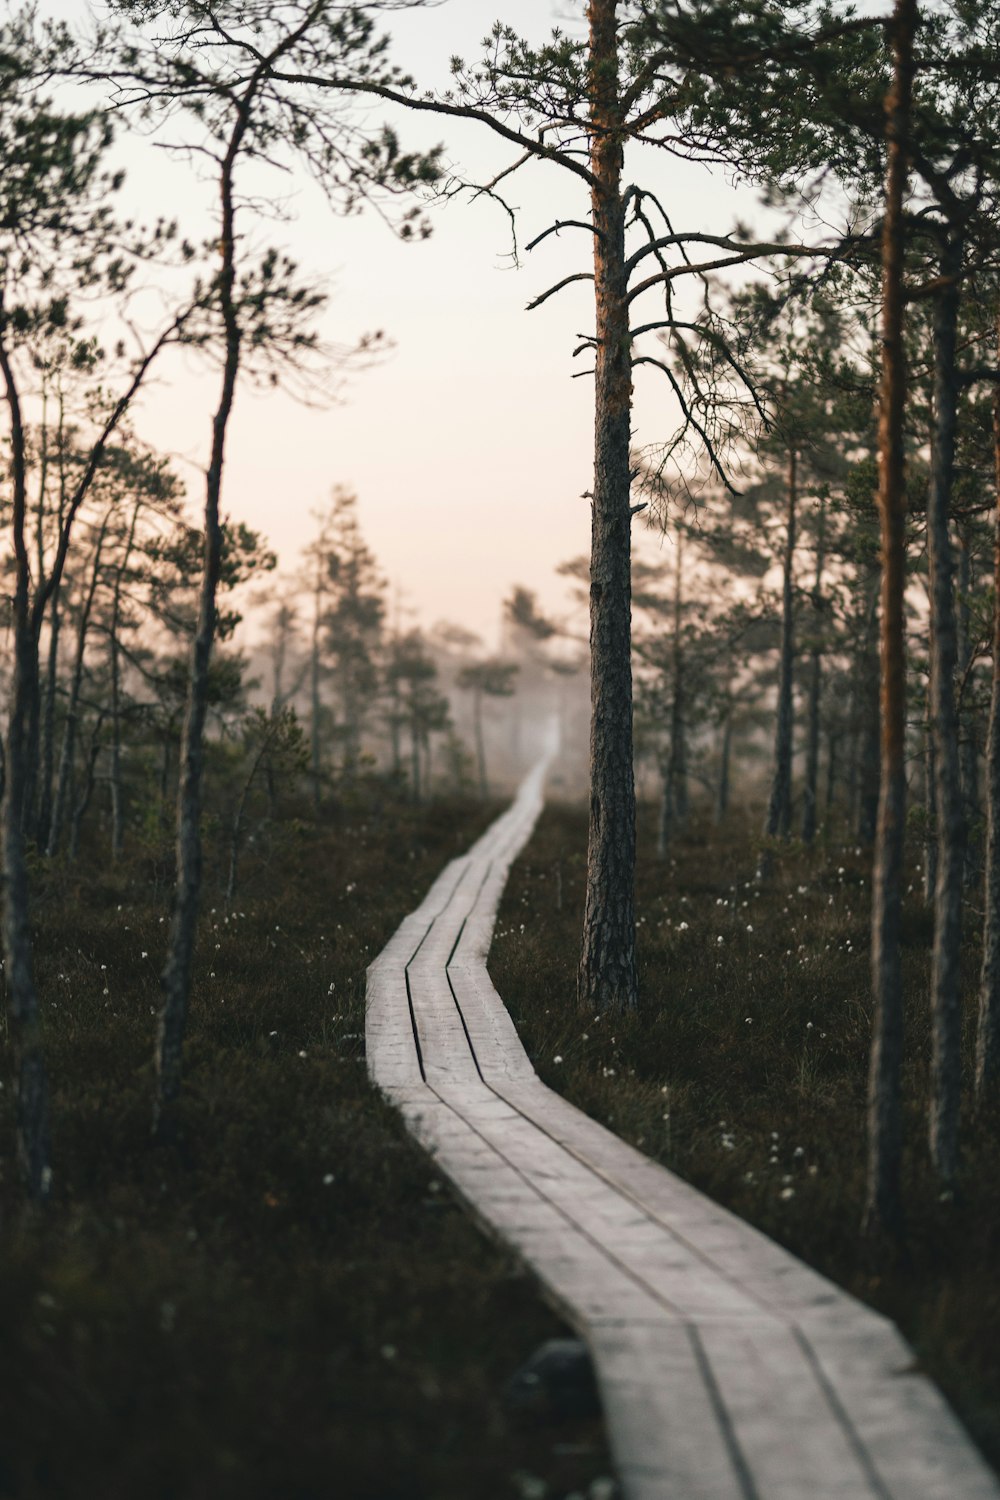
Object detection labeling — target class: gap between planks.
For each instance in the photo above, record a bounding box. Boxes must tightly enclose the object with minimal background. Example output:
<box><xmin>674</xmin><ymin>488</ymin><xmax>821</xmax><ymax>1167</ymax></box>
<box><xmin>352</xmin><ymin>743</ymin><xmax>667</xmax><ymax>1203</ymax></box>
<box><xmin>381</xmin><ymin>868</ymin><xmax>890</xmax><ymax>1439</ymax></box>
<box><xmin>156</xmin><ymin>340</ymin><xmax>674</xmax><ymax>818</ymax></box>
<box><xmin>366</xmin><ymin>743</ymin><xmax>1000</xmax><ymax>1500</ymax></box>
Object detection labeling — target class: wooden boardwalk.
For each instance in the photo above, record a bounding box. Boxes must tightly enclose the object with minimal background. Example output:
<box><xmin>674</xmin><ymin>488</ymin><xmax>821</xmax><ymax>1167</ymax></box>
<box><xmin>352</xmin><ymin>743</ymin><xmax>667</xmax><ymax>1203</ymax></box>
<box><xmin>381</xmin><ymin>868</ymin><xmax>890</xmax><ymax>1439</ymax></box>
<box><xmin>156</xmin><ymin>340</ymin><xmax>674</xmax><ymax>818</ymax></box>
<box><xmin>366</xmin><ymin>751</ymin><xmax>1000</xmax><ymax>1500</ymax></box>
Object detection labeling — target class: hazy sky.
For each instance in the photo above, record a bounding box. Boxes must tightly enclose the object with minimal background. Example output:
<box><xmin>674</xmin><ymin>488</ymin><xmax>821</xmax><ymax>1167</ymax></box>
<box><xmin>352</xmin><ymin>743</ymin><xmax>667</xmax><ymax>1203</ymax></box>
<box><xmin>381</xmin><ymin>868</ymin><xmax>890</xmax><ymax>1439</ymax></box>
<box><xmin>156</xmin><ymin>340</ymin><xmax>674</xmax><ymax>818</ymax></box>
<box><xmin>58</xmin><ymin>1</ymin><xmax>779</xmax><ymax>646</ymax></box>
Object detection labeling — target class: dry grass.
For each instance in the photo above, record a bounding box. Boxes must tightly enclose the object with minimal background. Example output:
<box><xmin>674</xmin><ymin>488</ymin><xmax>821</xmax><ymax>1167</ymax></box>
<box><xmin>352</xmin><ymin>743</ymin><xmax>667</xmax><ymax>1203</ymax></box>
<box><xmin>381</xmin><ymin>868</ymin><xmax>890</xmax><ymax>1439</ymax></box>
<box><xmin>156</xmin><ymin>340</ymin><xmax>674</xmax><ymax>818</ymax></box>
<box><xmin>0</xmin><ymin>790</ymin><xmax>614</xmax><ymax>1500</ymax></box>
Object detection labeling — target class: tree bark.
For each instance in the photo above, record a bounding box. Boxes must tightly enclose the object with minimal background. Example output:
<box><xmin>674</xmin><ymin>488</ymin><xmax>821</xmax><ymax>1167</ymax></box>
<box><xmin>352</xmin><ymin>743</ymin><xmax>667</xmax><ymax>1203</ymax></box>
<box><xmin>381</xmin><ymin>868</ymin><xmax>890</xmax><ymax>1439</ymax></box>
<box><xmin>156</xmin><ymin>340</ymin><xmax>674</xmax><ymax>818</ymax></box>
<box><xmin>802</xmin><ymin>493</ymin><xmax>827</xmax><ymax>843</ymax></box>
<box><xmin>154</xmin><ymin>95</ymin><xmax>249</xmax><ymax>1142</ymax></box>
<box><xmin>926</xmin><ymin>230</ymin><xmax>965</xmax><ymax>1189</ymax></box>
<box><xmin>0</xmin><ymin>313</ymin><xmax>52</xmax><ymax>1198</ymax></box>
<box><xmin>864</xmin><ymin>0</ymin><xmax>916</xmax><ymax>1245</ymax></box>
<box><xmin>977</xmin><ymin>331</ymin><xmax>1000</xmax><ymax>1103</ymax></box>
<box><xmin>577</xmin><ymin>0</ymin><xmax>638</xmax><ymax>1015</ymax></box>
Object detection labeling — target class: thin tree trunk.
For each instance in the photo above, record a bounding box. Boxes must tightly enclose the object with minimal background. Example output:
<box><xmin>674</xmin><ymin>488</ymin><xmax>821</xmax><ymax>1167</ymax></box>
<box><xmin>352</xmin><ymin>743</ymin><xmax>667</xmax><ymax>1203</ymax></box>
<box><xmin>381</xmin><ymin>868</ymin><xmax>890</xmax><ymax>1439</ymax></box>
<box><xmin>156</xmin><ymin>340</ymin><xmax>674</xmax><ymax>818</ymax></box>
<box><xmin>924</xmin><ymin>680</ymin><xmax>938</xmax><ymax>905</ymax></box>
<box><xmin>109</xmin><ymin>501</ymin><xmax>141</xmax><ymax>859</ymax></box>
<box><xmin>154</xmin><ymin>96</ymin><xmax>250</xmax><ymax>1142</ymax></box>
<box><xmin>802</xmin><ymin>494</ymin><xmax>827</xmax><ymax>844</ymax></box>
<box><xmin>857</xmin><ymin>571</ymin><xmax>882</xmax><ymax>845</ymax></box>
<box><xmin>864</xmin><ymin>0</ymin><xmax>916</xmax><ymax>1245</ymax></box>
<box><xmin>410</xmin><ymin>718</ymin><xmax>422</xmax><ymax>805</ymax></box>
<box><xmin>0</xmin><ymin>312</ymin><xmax>52</xmax><ymax>1198</ymax></box>
<box><xmin>957</xmin><ymin>527</ymin><xmax>981</xmax><ymax>885</ymax></box>
<box><xmin>473</xmin><ymin>687</ymin><xmax>487</xmax><ymax>801</ymax></box>
<box><xmin>578</xmin><ymin>0</ymin><xmax>638</xmax><ymax>1015</ymax></box>
<box><xmin>69</xmin><ymin>713</ymin><xmax>105</xmax><ymax>862</ymax></box>
<box><xmin>825</xmin><ymin>727</ymin><xmax>838</xmax><ymax>814</ymax></box>
<box><xmin>765</xmin><ymin>445</ymin><xmax>799</xmax><ymax>842</ymax></box>
<box><xmin>310</xmin><ymin>578</ymin><xmax>323</xmax><ymax>813</ymax></box>
<box><xmin>977</xmin><ymin>329</ymin><xmax>1000</xmax><ymax>1102</ymax></box>
<box><xmin>656</xmin><ymin>755</ymin><xmax>673</xmax><ymax>859</ymax></box>
<box><xmin>716</xmin><ymin>710</ymin><xmax>733</xmax><ymax>824</ymax></box>
<box><xmin>926</xmin><ymin>230</ymin><xmax>965</xmax><ymax>1190</ymax></box>
<box><xmin>47</xmin><ymin>507</ymin><xmax>114</xmax><ymax>858</ymax></box>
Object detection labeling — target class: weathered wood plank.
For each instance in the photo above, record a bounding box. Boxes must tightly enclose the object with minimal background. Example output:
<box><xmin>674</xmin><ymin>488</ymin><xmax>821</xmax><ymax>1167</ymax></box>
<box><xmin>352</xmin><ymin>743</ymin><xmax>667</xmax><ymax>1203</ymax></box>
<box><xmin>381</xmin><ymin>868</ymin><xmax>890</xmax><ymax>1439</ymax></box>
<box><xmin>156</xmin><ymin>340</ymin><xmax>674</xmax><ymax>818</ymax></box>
<box><xmin>365</xmin><ymin>750</ymin><xmax>1000</xmax><ymax>1500</ymax></box>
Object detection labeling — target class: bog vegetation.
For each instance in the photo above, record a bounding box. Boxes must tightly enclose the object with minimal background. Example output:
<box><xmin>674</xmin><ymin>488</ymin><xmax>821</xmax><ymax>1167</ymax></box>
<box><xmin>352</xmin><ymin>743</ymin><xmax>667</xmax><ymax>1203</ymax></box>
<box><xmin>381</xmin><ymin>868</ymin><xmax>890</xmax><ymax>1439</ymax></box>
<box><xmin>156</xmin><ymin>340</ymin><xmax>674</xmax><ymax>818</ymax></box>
<box><xmin>5</xmin><ymin>0</ymin><xmax>1000</xmax><ymax>1492</ymax></box>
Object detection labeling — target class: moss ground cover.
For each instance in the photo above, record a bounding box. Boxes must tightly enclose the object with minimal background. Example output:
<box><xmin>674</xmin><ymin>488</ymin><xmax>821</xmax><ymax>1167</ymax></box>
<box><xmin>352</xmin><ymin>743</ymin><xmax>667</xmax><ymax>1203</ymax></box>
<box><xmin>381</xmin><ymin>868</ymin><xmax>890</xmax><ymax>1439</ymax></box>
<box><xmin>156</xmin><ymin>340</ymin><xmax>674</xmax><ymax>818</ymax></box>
<box><xmin>0</xmin><ymin>794</ymin><xmax>614</xmax><ymax>1500</ymax></box>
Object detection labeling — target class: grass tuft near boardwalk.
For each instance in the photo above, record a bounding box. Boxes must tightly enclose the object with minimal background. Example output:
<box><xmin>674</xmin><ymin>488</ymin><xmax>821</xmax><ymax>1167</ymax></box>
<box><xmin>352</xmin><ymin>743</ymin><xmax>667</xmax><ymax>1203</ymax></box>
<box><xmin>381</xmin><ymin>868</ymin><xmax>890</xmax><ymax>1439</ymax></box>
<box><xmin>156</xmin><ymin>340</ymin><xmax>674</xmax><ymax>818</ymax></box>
<box><xmin>0</xmin><ymin>791</ymin><xmax>614</xmax><ymax>1500</ymax></box>
<box><xmin>490</xmin><ymin>800</ymin><xmax>1000</xmax><ymax>1476</ymax></box>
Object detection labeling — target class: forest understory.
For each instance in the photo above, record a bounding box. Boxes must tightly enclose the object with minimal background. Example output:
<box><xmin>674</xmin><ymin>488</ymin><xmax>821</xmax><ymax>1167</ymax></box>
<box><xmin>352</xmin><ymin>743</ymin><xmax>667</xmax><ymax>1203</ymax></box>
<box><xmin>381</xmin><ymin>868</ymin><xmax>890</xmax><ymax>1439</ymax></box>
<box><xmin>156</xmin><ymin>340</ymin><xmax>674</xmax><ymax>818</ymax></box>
<box><xmin>0</xmin><ymin>791</ymin><xmax>615</xmax><ymax>1500</ymax></box>
<box><xmin>491</xmin><ymin>800</ymin><xmax>1000</xmax><ymax>1477</ymax></box>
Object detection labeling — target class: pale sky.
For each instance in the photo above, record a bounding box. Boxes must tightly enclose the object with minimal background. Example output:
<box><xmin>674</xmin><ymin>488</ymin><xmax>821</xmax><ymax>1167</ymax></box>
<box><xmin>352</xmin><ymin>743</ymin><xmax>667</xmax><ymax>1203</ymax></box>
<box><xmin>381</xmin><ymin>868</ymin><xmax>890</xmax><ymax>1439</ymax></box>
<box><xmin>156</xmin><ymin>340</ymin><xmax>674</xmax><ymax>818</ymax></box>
<box><xmin>50</xmin><ymin>1</ymin><xmax>785</xmax><ymax>646</ymax></box>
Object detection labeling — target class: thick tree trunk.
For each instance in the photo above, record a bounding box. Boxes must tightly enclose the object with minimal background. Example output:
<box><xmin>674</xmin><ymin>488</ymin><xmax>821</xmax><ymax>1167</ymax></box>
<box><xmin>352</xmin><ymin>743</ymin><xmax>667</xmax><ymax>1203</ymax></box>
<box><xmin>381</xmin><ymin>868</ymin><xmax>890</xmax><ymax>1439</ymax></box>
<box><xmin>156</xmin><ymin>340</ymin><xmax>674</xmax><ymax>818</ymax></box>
<box><xmin>577</xmin><ymin>0</ymin><xmax>638</xmax><ymax>1014</ymax></box>
<box><xmin>802</xmin><ymin>494</ymin><xmax>827</xmax><ymax>844</ymax></box>
<box><xmin>765</xmin><ymin>446</ymin><xmax>799</xmax><ymax>842</ymax></box>
<box><xmin>864</xmin><ymin>0</ymin><xmax>916</xmax><ymax>1245</ymax></box>
<box><xmin>0</xmin><ymin>318</ymin><xmax>52</xmax><ymax>1198</ymax></box>
<box><xmin>977</xmin><ymin>344</ymin><xmax>1000</xmax><ymax>1102</ymax></box>
<box><xmin>926</xmin><ymin>231</ymin><xmax>965</xmax><ymax>1190</ymax></box>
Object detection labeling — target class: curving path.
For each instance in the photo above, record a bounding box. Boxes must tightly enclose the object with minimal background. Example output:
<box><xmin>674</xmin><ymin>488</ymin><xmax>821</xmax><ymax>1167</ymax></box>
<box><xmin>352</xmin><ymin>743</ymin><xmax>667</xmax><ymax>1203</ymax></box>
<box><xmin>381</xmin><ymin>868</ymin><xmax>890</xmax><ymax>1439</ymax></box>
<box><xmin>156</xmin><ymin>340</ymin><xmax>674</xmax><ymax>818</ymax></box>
<box><xmin>366</xmin><ymin>747</ymin><xmax>1000</xmax><ymax>1500</ymax></box>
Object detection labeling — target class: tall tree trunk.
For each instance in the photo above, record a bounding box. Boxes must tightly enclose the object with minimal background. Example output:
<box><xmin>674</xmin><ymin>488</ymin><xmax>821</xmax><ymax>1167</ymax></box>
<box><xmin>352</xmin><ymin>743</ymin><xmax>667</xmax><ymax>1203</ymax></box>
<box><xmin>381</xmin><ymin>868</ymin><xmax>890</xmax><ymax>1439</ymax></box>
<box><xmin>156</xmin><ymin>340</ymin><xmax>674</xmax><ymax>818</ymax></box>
<box><xmin>802</xmin><ymin>494</ymin><xmax>827</xmax><ymax>844</ymax></box>
<box><xmin>924</xmin><ymin>669</ymin><xmax>938</xmax><ymax>906</ymax></box>
<box><xmin>36</xmin><ymin>585</ymin><xmax>61</xmax><ymax>852</ymax></box>
<box><xmin>765</xmin><ymin>445</ymin><xmax>799</xmax><ymax>840</ymax></box>
<box><xmin>154</xmin><ymin>103</ymin><xmax>248</xmax><ymax>1142</ymax></box>
<box><xmin>0</xmin><ymin>315</ymin><xmax>52</xmax><ymax>1198</ymax></box>
<box><xmin>109</xmin><ymin>501</ymin><xmax>141</xmax><ymax>859</ymax></box>
<box><xmin>926</xmin><ymin>230</ymin><xmax>965</xmax><ymax>1190</ymax></box>
<box><xmin>69</xmin><ymin>713</ymin><xmax>105</xmax><ymax>862</ymax></box>
<box><xmin>47</xmin><ymin>509</ymin><xmax>114</xmax><ymax>858</ymax></box>
<box><xmin>957</xmin><ymin>526</ymin><xmax>981</xmax><ymax>885</ymax></box>
<box><xmin>578</xmin><ymin>0</ymin><xmax>638</xmax><ymax>1014</ymax></box>
<box><xmin>857</xmin><ymin>570</ymin><xmax>882</xmax><ymax>844</ymax></box>
<box><xmin>864</xmin><ymin>0</ymin><xmax>916</xmax><ymax>1245</ymax></box>
<box><xmin>825</xmin><ymin>725</ymin><xmax>838</xmax><ymax>814</ymax></box>
<box><xmin>977</xmin><ymin>331</ymin><xmax>1000</xmax><ymax>1102</ymax></box>
<box><xmin>716</xmin><ymin>708</ymin><xmax>733</xmax><ymax>824</ymax></box>
<box><xmin>310</xmin><ymin>563</ymin><xmax>323</xmax><ymax>813</ymax></box>
<box><xmin>656</xmin><ymin>754</ymin><xmax>673</xmax><ymax>859</ymax></box>
<box><xmin>473</xmin><ymin>687</ymin><xmax>487</xmax><ymax>801</ymax></box>
<box><xmin>410</xmin><ymin>717</ymin><xmax>422</xmax><ymax>805</ymax></box>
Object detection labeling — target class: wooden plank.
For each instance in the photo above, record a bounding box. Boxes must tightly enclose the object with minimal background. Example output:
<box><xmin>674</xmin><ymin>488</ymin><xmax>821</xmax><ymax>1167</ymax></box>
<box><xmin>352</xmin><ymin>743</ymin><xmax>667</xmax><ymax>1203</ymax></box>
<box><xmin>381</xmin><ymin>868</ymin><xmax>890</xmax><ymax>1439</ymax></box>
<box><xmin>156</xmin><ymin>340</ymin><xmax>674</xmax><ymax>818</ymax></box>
<box><xmin>365</xmin><ymin>749</ymin><xmax>1000</xmax><ymax>1500</ymax></box>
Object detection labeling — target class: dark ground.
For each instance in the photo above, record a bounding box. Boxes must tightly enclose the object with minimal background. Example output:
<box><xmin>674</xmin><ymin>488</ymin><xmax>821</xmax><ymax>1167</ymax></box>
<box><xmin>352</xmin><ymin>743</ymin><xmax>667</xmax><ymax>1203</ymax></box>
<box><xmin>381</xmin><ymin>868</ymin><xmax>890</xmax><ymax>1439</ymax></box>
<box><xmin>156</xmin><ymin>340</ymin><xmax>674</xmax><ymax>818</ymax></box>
<box><xmin>490</xmin><ymin>799</ymin><xmax>1000</xmax><ymax>1476</ymax></box>
<box><xmin>0</xmin><ymin>791</ymin><xmax>616</xmax><ymax>1500</ymax></box>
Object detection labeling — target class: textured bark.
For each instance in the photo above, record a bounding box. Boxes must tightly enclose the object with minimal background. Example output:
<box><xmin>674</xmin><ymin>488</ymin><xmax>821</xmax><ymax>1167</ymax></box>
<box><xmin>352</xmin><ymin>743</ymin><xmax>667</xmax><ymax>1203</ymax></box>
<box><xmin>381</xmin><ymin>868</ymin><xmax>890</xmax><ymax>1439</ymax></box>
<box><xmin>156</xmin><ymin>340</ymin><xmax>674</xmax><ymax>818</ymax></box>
<box><xmin>36</xmin><ymin>582</ymin><xmax>62</xmax><ymax>852</ymax></box>
<box><xmin>0</xmin><ymin>316</ymin><xmax>52</xmax><ymax>1198</ymax></box>
<box><xmin>864</xmin><ymin>0</ymin><xmax>916</xmax><ymax>1244</ymax></box>
<box><xmin>926</xmin><ymin>231</ymin><xmax>965</xmax><ymax>1189</ymax></box>
<box><xmin>802</xmin><ymin>494</ymin><xmax>827</xmax><ymax>844</ymax></box>
<box><xmin>977</xmin><ymin>347</ymin><xmax>1000</xmax><ymax>1102</ymax></box>
<box><xmin>577</xmin><ymin>0</ymin><xmax>638</xmax><ymax>1014</ymax></box>
<box><xmin>764</xmin><ymin>446</ymin><xmax>798</xmax><ymax>843</ymax></box>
